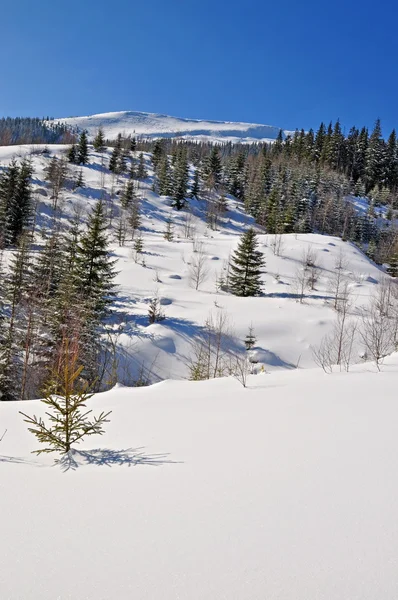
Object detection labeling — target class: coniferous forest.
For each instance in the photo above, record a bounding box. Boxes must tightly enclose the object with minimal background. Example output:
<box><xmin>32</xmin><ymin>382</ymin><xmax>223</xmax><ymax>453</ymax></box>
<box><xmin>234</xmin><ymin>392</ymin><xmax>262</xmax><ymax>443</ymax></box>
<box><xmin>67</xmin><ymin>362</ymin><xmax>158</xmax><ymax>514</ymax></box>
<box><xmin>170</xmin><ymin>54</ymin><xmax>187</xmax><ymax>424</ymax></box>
<box><xmin>1</xmin><ymin>116</ymin><xmax>398</xmax><ymax>400</ymax></box>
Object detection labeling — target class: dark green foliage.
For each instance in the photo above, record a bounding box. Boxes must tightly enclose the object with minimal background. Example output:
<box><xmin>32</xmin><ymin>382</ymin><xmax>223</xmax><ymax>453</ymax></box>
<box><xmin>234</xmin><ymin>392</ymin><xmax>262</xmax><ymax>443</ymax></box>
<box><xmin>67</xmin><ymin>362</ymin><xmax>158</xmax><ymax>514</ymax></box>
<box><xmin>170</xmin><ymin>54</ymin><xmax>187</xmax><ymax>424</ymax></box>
<box><xmin>67</xmin><ymin>144</ymin><xmax>77</xmax><ymax>164</ymax></box>
<box><xmin>121</xmin><ymin>179</ymin><xmax>136</xmax><ymax>209</ymax></box>
<box><xmin>0</xmin><ymin>159</ymin><xmax>34</xmax><ymax>246</ymax></box>
<box><xmin>203</xmin><ymin>146</ymin><xmax>222</xmax><ymax>189</ymax></box>
<box><xmin>190</xmin><ymin>167</ymin><xmax>201</xmax><ymax>199</ymax></box>
<box><xmin>137</xmin><ymin>152</ymin><xmax>147</xmax><ymax>179</ymax></box>
<box><xmin>77</xmin><ymin>130</ymin><xmax>89</xmax><ymax>165</ymax></box>
<box><xmin>172</xmin><ymin>147</ymin><xmax>189</xmax><ymax>209</ymax></box>
<box><xmin>229</xmin><ymin>228</ymin><xmax>265</xmax><ymax>297</ymax></box>
<box><xmin>74</xmin><ymin>200</ymin><xmax>117</xmax><ymax>315</ymax></box>
<box><xmin>93</xmin><ymin>127</ymin><xmax>106</xmax><ymax>152</ymax></box>
<box><xmin>75</xmin><ymin>169</ymin><xmax>85</xmax><ymax>189</ymax></box>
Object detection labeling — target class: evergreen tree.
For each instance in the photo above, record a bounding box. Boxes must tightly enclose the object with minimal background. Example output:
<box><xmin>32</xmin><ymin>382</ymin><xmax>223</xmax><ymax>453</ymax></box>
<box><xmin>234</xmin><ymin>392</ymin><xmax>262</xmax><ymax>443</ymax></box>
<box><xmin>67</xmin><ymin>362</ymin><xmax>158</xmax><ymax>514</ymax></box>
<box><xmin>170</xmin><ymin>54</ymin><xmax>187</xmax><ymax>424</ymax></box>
<box><xmin>75</xmin><ymin>169</ymin><xmax>85</xmax><ymax>189</ymax></box>
<box><xmin>163</xmin><ymin>217</ymin><xmax>174</xmax><ymax>241</ymax></box>
<box><xmin>93</xmin><ymin>127</ymin><xmax>106</xmax><ymax>152</ymax></box>
<box><xmin>172</xmin><ymin>148</ymin><xmax>189</xmax><ymax>209</ymax></box>
<box><xmin>190</xmin><ymin>167</ymin><xmax>201</xmax><ymax>199</ymax></box>
<box><xmin>137</xmin><ymin>152</ymin><xmax>147</xmax><ymax>179</ymax></box>
<box><xmin>109</xmin><ymin>134</ymin><xmax>122</xmax><ymax>173</ymax></box>
<box><xmin>229</xmin><ymin>228</ymin><xmax>265</xmax><ymax>297</ymax></box>
<box><xmin>0</xmin><ymin>159</ymin><xmax>19</xmax><ymax>246</ymax></box>
<box><xmin>67</xmin><ymin>144</ymin><xmax>77</xmax><ymax>164</ymax></box>
<box><xmin>244</xmin><ymin>324</ymin><xmax>257</xmax><ymax>350</ymax></box>
<box><xmin>203</xmin><ymin>146</ymin><xmax>222</xmax><ymax>189</ymax></box>
<box><xmin>365</xmin><ymin>119</ymin><xmax>385</xmax><ymax>192</ymax></box>
<box><xmin>158</xmin><ymin>156</ymin><xmax>172</xmax><ymax>196</ymax></box>
<box><xmin>74</xmin><ymin>201</ymin><xmax>117</xmax><ymax>315</ymax></box>
<box><xmin>121</xmin><ymin>179</ymin><xmax>136</xmax><ymax>209</ymax></box>
<box><xmin>77</xmin><ymin>130</ymin><xmax>89</xmax><ymax>165</ymax></box>
<box><xmin>6</xmin><ymin>159</ymin><xmax>33</xmax><ymax>245</ymax></box>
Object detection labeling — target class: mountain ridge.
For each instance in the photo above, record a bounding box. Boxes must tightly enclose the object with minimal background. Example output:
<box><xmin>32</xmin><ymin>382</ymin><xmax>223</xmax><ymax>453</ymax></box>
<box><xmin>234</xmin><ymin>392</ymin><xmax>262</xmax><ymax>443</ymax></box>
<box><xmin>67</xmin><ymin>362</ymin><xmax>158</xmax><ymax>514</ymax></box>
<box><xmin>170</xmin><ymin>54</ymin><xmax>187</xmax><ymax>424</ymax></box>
<box><xmin>55</xmin><ymin>110</ymin><xmax>293</xmax><ymax>143</ymax></box>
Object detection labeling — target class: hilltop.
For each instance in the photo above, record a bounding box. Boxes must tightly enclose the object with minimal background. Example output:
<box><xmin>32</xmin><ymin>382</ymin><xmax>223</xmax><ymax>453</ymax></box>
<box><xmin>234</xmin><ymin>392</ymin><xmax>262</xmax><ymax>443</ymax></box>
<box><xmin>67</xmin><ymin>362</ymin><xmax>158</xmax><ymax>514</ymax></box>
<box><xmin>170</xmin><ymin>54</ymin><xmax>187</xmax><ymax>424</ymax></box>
<box><xmin>55</xmin><ymin>110</ymin><xmax>292</xmax><ymax>143</ymax></box>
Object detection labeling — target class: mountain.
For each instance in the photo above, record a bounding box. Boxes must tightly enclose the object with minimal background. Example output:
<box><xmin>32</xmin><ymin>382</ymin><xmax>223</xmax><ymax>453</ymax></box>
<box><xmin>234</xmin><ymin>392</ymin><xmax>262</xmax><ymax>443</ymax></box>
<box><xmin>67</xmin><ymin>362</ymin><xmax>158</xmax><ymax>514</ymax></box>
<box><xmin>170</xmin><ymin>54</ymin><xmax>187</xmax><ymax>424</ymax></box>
<box><xmin>55</xmin><ymin>110</ymin><xmax>292</xmax><ymax>143</ymax></box>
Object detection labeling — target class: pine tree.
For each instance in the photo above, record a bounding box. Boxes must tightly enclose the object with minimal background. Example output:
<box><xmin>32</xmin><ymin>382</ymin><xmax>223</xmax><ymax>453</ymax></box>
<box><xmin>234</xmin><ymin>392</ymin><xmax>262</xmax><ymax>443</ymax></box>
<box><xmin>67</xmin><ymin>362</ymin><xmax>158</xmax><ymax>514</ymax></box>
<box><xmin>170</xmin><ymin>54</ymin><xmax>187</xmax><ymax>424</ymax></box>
<box><xmin>67</xmin><ymin>144</ymin><xmax>77</xmax><ymax>164</ymax></box>
<box><xmin>0</xmin><ymin>159</ymin><xmax>19</xmax><ymax>246</ymax></box>
<box><xmin>365</xmin><ymin>119</ymin><xmax>386</xmax><ymax>192</ymax></box>
<box><xmin>20</xmin><ymin>342</ymin><xmax>111</xmax><ymax>455</ymax></box>
<box><xmin>152</xmin><ymin>140</ymin><xmax>164</xmax><ymax>170</ymax></box>
<box><xmin>121</xmin><ymin>179</ymin><xmax>136</xmax><ymax>209</ymax></box>
<box><xmin>190</xmin><ymin>168</ymin><xmax>201</xmax><ymax>199</ymax></box>
<box><xmin>133</xmin><ymin>234</ymin><xmax>144</xmax><ymax>261</ymax></box>
<box><xmin>93</xmin><ymin>127</ymin><xmax>106</xmax><ymax>152</ymax></box>
<box><xmin>158</xmin><ymin>156</ymin><xmax>172</xmax><ymax>196</ymax></box>
<box><xmin>203</xmin><ymin>146</ymin><xmax>222</xmax><ymax>189</ymax></box>
<box><xmin>74</xmin><ymin>200</ymin><xmax>117</xmax><ymax>315</ymax></box>
<box><xmin>137</xmin><ymin>152</ymin><xmax>147</xmax><ymax>179</ymax></box>
<box><xmin>109</xmin><ymin>134</ymin><xmax>122</xmax><ymax>173</ymax></box>
<box><xmin>6</xmin><ymin>159</ymin><xmax>33</xmax><ymax>246</ymax></box>
<box><xmin>244</xmin><ymin>324</ymin><xmax>257</xmax><ymax>350</ymax></box>
<box><xmin>128</xmin><ymin>197</ymin><xmax>141</xmax><ymax>238</ymax></box>
<box><xmin>163</xmin><ymin>217</ymin><xmax>174</xmax><ymax>241</ymax></box>
<box><xmin>229</xmin><ymin>228</ymin><xmax>265</xmax><ymax>297</ymax></box>
<box><xmin>172</xmin><ymin>148</ymin><xmax>189</xmax><ymax>209</ymax></box>
<box><xmin>77</xmin><ymin>130</ymin><xmax>89</xmax><ymax>165</ymax></box>
<box><xmin>75</xmin><ymin>169</ymin><xmax>85</xmax><ymax>189</ymax></box>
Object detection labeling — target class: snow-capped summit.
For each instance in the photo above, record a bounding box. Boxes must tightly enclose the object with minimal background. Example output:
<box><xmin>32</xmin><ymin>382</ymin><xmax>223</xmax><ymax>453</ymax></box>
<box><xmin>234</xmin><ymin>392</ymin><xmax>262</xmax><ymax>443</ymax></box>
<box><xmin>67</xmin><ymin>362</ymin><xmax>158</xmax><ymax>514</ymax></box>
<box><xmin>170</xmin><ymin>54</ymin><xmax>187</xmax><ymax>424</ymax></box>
<box><xmin>55</xmin><ymin>110</ymin><xmax>292</xmax><ymax>143</ymax></box>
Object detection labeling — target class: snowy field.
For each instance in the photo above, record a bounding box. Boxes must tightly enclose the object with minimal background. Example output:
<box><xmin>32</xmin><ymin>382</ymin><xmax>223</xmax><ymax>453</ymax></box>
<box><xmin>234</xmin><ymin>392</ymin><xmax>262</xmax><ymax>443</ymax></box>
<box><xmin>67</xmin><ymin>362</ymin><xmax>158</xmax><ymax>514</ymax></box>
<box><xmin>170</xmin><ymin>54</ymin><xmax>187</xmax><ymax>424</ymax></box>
<box><xmin>54</xmin><ymin>110</ymin><xmax>293</xmax><ymax>143</ymax></box>
<box><xmin>0</xmin><ymin>357</ymin><xmax>398</xmax><ymax>599</ymax></box>
<box><xmin>0</xmin><ymin>142</ymin><xmax>397</xmax><ymax>599</ymax></box>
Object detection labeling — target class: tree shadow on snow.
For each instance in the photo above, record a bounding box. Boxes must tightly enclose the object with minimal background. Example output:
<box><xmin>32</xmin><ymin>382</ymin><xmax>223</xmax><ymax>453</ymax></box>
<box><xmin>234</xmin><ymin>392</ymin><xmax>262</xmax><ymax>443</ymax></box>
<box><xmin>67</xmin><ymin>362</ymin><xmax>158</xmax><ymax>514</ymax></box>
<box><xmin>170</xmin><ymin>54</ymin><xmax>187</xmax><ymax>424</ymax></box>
<box><xmin>56</xmin><ymin>447</ymin><xmax>180</xmax><ymax>472</ymax></box>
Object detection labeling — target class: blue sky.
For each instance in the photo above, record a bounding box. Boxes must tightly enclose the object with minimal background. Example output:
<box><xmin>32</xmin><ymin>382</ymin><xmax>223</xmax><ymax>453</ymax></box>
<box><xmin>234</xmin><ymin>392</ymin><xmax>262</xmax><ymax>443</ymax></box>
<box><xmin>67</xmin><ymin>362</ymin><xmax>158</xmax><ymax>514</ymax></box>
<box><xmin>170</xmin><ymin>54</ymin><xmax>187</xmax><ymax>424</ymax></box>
<box><xmin>1</xmin><ymin>0</ymin><xmax>397</xmax><ymax>134</ymax></box>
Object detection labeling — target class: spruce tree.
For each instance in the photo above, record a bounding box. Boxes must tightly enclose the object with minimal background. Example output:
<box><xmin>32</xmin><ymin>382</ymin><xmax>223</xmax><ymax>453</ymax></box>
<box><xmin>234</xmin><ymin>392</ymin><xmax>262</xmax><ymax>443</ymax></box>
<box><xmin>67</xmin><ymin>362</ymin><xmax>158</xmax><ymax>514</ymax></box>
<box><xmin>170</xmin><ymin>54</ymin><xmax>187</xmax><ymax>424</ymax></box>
<box><xmin>6</xmin><ymin>159</ymin><xmax>33</xmax><ymax>246</ymax></box>
<box><xmin>74</xmin><ymin>200</ymin><xmax>117</xmax><ymax>315</ymax></box>
<box><xmin>172</xmin><ymin>148</ymin><xmax>189</xmax><ymax>209</ymax></box>
<box><xmin>93</xmin><ymin>127</ymin><xmax>106</xmax><ymax>152</ymax></box>
<box><xmin>109</xmin><ymin>134</ymin><xmax>122</xmax><ymax>173</ymax></box>
<box><xmin>121</xmin><ymin>179</ymin><xmax>136</xmax><ymax>209</ymax></box>
<box><xmin>77</xmin><ymin>130</ymin><xmax>89</xmax><ymax>165</ymax></box>
<box><xmin>229</xmin><ymin>228</ymin><xmax>265</xmax><ymax>297</ymax></box>
<box><xmin>137</xmin><ymin>152</ymin><xmax>147</xmax><ymax>179</ymax></box>
<box><xmin>67</xmin><ymin>144</ymin><xmax>77</xmax><ymax>164</ymax></box>
<box><xmin>190</xmin><ymin>168</ymin><xmax>201</xmax><ymax>199</ymax></box>
<box><xmin>244</xmin><ymin>325</ymin><xmax>257</xmax><ymax>350</ymax></box>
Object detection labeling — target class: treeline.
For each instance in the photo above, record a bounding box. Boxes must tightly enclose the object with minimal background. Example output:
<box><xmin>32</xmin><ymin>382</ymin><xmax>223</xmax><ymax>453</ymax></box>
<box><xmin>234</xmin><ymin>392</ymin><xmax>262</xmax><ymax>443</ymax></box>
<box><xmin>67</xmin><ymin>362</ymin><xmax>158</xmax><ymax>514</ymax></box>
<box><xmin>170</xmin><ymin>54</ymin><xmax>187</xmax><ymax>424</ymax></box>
<box><xmin>0</xmin><ymin>117</ymin><xmax>76</xmax><ymax>146</ymax></box>
<box><xmin>128</xmin><ymin>120</ymin><xmax>398</xmax><ymax>266</ymax></box>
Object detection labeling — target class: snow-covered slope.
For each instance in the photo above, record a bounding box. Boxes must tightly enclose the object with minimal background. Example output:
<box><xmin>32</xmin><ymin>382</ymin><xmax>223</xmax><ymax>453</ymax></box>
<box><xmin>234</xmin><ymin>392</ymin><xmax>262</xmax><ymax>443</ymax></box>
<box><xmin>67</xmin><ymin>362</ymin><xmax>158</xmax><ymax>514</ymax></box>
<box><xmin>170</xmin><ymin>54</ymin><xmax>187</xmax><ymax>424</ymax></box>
<box><xmin>0</xmin><ymin>144</ymin><xmax>386</xmax><ymax>384</ymax></box>
<box><xmin>1</xmin><ymin>357</ymin><xmax>398</xmax><ymax>599</ymax></box>
<box><xmin>55</xmin><ymin>110</ymin><xmax>291</xmax><ymax>143</ymax></box>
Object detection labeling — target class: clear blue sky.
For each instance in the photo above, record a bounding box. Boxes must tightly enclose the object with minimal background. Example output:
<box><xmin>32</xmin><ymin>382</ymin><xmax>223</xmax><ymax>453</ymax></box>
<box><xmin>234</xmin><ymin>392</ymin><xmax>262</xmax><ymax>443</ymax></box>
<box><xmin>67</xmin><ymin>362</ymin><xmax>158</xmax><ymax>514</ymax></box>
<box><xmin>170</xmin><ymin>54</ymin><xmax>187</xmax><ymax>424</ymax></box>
<box><xmin>1</xmin><ymin>0</ymin><xmax>397</xmax><ymax>134</ymax></box>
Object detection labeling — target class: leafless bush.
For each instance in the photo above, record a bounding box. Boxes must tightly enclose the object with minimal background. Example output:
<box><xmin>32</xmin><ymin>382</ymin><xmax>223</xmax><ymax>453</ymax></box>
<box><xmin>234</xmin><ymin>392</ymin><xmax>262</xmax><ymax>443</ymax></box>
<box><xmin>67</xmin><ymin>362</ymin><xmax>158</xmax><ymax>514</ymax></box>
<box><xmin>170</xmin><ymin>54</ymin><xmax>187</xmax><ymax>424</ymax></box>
<box><xmin>359</xmin><ymin>305</ymin><xmax>395</xmax><ymax>370</ymax></box>
<box><xmin>188</xmin><ymin>310</ymin><xmax>235</xmax><ymax>380</ymax></box>
<box><xmin>328</xmin><ymin>250</ymin><xmax>350</xmax><ymax>310</ymax></box>
<box><xmin>270</xmin><ymin>232</ymin><xmax>284</xmax><ymax>256</ymax></box>
<box><xmin>189</xmin><ymin>250</ymin><xmax>209</xmax><ymax>290</ymax></box>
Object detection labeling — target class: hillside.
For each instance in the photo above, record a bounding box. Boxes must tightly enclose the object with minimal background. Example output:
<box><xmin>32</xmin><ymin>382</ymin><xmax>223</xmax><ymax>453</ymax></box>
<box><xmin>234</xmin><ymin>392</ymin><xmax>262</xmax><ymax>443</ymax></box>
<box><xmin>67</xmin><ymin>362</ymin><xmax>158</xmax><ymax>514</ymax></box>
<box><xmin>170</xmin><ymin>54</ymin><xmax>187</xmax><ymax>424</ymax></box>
<box><xmin>1</xmin><ymin>357</ymin><xmax>398</xmax><ymax>599</ymax></box>
<box><xmin>55</xmin><ymin>110</ymin><xmax>292</xmax><ymax>143</ymax></box>
<box><xmin>0</xmin><ymin>141</ymin><xmax>397</xmax><ymax>600</ymax></box>
<box><xmin>0</xmin><ymin>143</ymin><xmax>385</xmax><ymax>385</ymax></box>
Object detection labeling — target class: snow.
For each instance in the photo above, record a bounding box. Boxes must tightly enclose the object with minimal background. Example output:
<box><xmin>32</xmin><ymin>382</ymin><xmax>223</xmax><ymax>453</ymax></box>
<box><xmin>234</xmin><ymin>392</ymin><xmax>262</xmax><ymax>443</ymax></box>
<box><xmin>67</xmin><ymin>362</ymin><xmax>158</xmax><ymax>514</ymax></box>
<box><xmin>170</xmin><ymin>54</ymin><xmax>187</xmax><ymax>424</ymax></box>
<box><xmin>0</xmin><ymin>143</ymin><xmax>398</xmax><ymax>599</ymax></box>
<box><xmin>0</xmin><ymin>144</ymin><xmax>387</xmax><ymax>384</ymax></box>
<box><xmin>1</xmin><ymin>358</ymin><xmax>398</xmax><ymax>599</ymax></box>
<box><xmin>54</xmin><ymin>110</ymin><xmax>292</xmax><ymax>144</ymax></box>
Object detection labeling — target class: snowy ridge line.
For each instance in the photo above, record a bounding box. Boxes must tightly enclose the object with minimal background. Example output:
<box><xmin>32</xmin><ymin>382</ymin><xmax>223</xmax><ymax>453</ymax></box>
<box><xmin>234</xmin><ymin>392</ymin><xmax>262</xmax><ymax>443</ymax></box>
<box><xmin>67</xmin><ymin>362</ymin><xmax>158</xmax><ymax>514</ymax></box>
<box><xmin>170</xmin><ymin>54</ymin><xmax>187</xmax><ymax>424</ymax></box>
<box><xmin>54</xmin><ymin>110</ymin><xmax>293</xmax><ymax>143</ymax></box>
